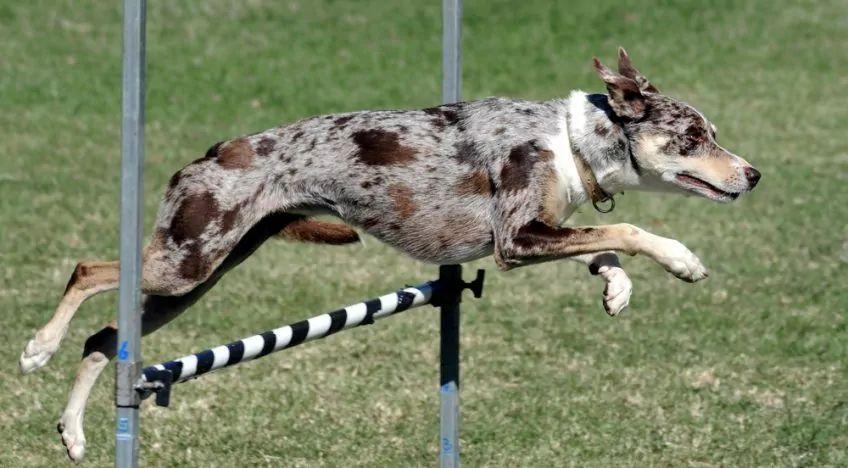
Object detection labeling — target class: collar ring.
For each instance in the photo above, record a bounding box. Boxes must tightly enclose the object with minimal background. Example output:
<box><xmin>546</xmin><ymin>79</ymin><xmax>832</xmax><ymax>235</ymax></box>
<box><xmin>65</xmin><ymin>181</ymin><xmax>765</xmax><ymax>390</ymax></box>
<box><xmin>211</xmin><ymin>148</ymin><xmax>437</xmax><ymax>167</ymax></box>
<box><xmin>592</xmin><ymin>196</ymin><xmax>615</xmax><ymax>213</ymax></box>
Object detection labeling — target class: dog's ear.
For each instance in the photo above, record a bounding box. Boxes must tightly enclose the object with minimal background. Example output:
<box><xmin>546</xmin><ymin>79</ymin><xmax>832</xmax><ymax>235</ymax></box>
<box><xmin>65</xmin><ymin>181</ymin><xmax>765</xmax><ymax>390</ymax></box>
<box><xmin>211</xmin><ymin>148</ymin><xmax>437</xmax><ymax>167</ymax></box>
<box><xmin>593</xmin><ymin>57</ymin><xmax>646</xmax><ymax>119</ymax></box>
<box><xmin>617</xmin><ymin>47</ymin><xmax>659</xmax><ymax>94</ymax></box>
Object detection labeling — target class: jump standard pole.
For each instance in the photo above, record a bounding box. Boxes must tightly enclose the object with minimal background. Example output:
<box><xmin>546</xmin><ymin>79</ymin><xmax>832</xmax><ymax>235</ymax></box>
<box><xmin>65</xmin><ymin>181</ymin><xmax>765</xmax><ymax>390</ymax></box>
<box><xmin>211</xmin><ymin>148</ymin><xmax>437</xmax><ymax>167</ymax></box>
<box><xmin>441</xmin><ymin>0</ymin><xmax>463</xmax><ymax>466</ymax></box>
<box><xmin>115</xmin><ymin>0</ymin><xmax>146</xmax><ymax>467</ymax></box>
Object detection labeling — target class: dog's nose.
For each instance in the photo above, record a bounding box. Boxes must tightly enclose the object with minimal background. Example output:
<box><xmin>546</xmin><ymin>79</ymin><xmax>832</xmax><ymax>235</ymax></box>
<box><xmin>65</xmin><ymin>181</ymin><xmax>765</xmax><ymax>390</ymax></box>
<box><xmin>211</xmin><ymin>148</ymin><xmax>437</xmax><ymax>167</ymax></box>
<box><xmin>744</xmin><ymin>166</ymin><xmax>761</xmax><ymax>189</ymax></box>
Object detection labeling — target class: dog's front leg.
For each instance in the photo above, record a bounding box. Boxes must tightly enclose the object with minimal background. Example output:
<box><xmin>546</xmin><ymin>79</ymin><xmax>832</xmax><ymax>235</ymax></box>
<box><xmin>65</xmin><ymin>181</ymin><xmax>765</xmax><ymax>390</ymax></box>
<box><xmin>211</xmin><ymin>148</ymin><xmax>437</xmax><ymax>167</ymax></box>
<box><xmin>495</xmin><ymin>221</ymin><xmax>708</xmax><ymax>283</ymax></box>
<box><xmin>569</xmin><ymin>252</ymin><xmax>632</xmax><ymax>316</ymax></box>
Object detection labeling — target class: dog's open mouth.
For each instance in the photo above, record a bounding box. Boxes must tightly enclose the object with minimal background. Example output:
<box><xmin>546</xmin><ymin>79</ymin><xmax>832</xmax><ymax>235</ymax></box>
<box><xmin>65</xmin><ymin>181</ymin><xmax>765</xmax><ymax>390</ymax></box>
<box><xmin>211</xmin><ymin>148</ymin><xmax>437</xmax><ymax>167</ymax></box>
<box><xmin>675</xmin><ymin>173</ymin><xmax>740</xmax><ymax>201</ymax></box>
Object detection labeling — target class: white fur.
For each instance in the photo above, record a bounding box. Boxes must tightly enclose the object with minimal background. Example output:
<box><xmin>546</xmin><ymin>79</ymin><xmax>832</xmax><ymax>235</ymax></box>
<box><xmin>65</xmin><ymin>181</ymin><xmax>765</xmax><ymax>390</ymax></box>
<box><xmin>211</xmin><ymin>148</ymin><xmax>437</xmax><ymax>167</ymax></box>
<box><xmin>630</xmin><ymin>228</ymin><xmax>709</xmax><ymax>282</ymax></box>
<box><xmin>566</xmin><ymin>90</ymin><xmax>590</xmax><ymax>134</ymax></box>
<box><xmin>599</xmin><ymin>265</ymin><xmax>632</xmax><ymax>316</ymax></box>
<box><xmin>19</xmin><ymin>287</ymin><xmax>103</xmax><ymax>373</ymax></box>
<box><xmin>564</xmin><ymin>91</ymin><xmax>641</xmax><ymax>196</ymax></box>
<box><xmin>568</xmin><ymin>252</ymin><xmax>633</xmax><ymax>316</ymax></box>
<box><xmin>546</xmin><ymin>111</ymin><xmax>588</xmax><ymax>223</ymax></box>
<box><xmin>59</xmin><ymin>351</ymin><xmax>110</xmax><ymax>462</ymax></box>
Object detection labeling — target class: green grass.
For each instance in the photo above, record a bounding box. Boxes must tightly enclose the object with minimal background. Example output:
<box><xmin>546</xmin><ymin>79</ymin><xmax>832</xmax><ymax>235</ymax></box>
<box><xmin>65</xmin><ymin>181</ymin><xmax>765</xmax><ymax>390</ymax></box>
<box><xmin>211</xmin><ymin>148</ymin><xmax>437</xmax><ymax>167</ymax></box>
<box><xmin>1</xmin><ymin>0</ymin><xmax>847</xmax><ymax>465</ymax></box>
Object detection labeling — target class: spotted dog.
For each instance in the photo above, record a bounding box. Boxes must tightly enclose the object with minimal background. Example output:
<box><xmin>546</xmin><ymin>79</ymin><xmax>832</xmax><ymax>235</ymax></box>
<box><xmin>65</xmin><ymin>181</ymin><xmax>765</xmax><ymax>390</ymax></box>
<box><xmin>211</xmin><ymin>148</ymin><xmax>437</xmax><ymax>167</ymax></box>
<box><xmin>20</xmin><ymin>48</ymin><xmax>760</xmax><ymax>461</ymax></box>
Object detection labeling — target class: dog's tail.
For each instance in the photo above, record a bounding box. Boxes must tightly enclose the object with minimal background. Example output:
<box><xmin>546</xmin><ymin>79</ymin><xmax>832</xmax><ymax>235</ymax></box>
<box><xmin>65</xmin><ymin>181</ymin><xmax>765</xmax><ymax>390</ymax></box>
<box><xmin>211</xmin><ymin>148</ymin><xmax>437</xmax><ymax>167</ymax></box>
<box><xmin>277</xmin><ymin>218</ymin><xmax>360</xmax><ymax>245</ymax></box>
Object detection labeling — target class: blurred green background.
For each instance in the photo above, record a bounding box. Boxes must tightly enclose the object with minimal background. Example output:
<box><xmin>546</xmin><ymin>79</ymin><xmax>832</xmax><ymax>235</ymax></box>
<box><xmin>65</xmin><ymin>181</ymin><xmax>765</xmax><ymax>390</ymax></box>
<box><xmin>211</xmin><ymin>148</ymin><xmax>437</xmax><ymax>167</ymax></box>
<box><xmin>1</xmin><ymin>0</ymin><xmax>846</xmax><ymax>465</ymax></box>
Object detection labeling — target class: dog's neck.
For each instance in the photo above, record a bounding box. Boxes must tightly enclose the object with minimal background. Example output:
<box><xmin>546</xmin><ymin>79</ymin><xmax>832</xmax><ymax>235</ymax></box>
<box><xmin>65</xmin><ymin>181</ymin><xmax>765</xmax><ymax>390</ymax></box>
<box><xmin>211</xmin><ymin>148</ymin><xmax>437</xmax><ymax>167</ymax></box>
<box><xmin>564</xmin><ymin>91</ymin><xmax>642</xmax><ymax>197</ymax></box>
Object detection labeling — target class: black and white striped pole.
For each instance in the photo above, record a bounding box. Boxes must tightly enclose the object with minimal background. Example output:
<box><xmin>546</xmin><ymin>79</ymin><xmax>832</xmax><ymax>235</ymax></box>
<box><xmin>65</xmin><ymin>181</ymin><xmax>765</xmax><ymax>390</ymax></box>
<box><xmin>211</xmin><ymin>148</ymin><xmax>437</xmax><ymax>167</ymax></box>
<box><xmin>138</xmin><ymin>282</ymin><xmax>439</xmax><ymax>389</ymax></box>
<box><xmin>116</xmin><ymin>0</ymin><xmax>146</xmax><ymax>467</ymax></box>
<box><xmin>441</xmin><ymin>0</ymin><xmax>462</xmax><ymax>466</ymax></box>
<box><xmin>135</xmin><ymin>271</ymin><xmax>485</xmax><ymax>410</ymax></box>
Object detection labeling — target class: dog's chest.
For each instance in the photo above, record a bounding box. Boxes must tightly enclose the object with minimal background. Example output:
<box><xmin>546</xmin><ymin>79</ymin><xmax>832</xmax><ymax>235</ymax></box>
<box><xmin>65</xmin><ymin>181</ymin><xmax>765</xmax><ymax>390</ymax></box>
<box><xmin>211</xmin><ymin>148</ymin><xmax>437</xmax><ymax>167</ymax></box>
<box><xmin>542</xmin><ymin>117</ymin><xmax>589</xmax><ymax>223</ymax></box>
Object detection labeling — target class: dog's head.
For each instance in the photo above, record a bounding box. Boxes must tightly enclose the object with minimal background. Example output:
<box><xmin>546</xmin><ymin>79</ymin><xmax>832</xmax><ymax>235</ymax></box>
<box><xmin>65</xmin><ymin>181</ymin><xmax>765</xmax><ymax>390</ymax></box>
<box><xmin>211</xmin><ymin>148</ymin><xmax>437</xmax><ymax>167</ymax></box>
<box><xmin>594</xmin><ymin>48</ymin><xmax>760</xmax><ymax>202</ymax></box>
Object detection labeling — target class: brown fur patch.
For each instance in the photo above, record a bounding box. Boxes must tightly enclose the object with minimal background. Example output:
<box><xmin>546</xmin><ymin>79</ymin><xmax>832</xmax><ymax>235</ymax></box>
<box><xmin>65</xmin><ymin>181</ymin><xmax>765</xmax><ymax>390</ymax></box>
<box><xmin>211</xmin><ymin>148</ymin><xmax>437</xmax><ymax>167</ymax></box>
<box><xmin>64</xmin><ymin>263</ymin><xmax>88</xmax><ymax>294</ymax></box>
<box><xmin>167</xmin><ymin>170</ymin><xmax>183</xmax><ymax>192</ymax></box>
<box><xmin>361</xmin><ymin>217</ymin><xmax>380</xmax><ymax>229</ymax></box>
<box><xmin>221</xmin><ymin>185</ymin><xmax>265</xmax><ymax>233</ymax></box>
<box><xmin>278</xmin><ymin>219</ymin><xmax>360</xmax><ymax>245</ymax></box>
<box><xmin>594</xmin><ymin>123</ymin><xmax>610</xmax><ymax>136</ymax></box>
<box><xmin>170</xmin><ymin>192</ymin><xmax>220</xmax><ymax>245</ymax></box>
<box><xmin>178</xmin><ymin>248</ymin><xmax>209</xmax><ymax>280</ymax></box>
<box><xmin>255</xmin><ymin>137</ymin><xmax>276</xmax><ymax>156</ymax></box>
<box><xmin>169</xmin><ymin>192</ymin><xmax>221</xmax><ymax>280</ymax></box>
<box><xmin>204</xmin><ymin>141</ymin><xmax>224</xmax><ymax>159</ymax></box>
<box><xmin>165</xmin><ymin>141</ymin><xmax>224</xmax><ymax>192</ymax></box>
<box><xmin>499</xmin><ymin>142</ymin><xmax>538</xmax><ymax>191</ymax></box>
<box><xmin>217</xmin><ymin>139</ymin><xmax>254</xmax><ymax>169</ymax></box>
<box><xmin>334</xmin><ymin>115</ymin><xmax>354</xmax><ymax>126</ymax></box>
<box><xmin>423</xmin><ymin>106</ymin><xmax>460</xmax><ymax>129</ymax></box>
<box><xmin>514</xmin><ymin>220</ymin><xmax>596</xmax><ymax>250</ymax></box>
<box><xmin>455</xmin><ymin>170</ymin><xmax>492</xmax><ymax>196</ymax></box>
<box><xmin>64</xmin><ymin>261</ymin><xmax>120</xmax><ymax>295</ymax></box>
<box><xmin>220</xmin><ymin>204</ymin><xmax>241</xmax><ymax>233</ymax></box>
<box><xmin>388</xmin><ymin>184</ymin><xmax>417</xmax><ymax>219</ymax></box>
<box><xmin>352</xmin><ymin>129</ymin><xmax>417</xmax><ymax>166</ymax></box>
<box><xmin>453</xmin><ymin>140</ymin><xmax>481</xmax><ymax>166</ymax></box>
<box><xmin>538</xmin><ymin>166</ymin><xmax>564</xmax><ymax>225</ymax></box>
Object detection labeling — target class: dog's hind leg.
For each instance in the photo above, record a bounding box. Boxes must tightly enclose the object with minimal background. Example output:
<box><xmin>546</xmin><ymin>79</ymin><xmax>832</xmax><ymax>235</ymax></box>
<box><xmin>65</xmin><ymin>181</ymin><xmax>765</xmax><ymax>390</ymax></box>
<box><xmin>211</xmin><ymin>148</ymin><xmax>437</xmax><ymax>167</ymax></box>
<box><xmin>20</xmin><ymin>261</ymin><xmax>120</xmax><ymax>373</ymax></box>
<box><xmin>19</xmin><ymin>244</ymin><xmax>192</xmax><ymax>373</ymax></box>
<box><xmin>57</xmin><ymin>293</ymin><xmax>197</xmax><ymax>462</ymax></box>
<box><xmin>57</xmin><ymin>294</ymin><xmax>188</xmax><ymax>462</ymax></box>
<box><xmin>55</xmin><ymin>211</ymin><xmax>294</xmax><ymax>462</ymax></box>
<box><xmin>56</xmin><ymin>321</ymin><xmax>115</xmax><ymax>462</ymax></box>
<box><xmin>20</xmin><ymin>190</ymin><xmax>272</xmax><ymax>373</ymax></box>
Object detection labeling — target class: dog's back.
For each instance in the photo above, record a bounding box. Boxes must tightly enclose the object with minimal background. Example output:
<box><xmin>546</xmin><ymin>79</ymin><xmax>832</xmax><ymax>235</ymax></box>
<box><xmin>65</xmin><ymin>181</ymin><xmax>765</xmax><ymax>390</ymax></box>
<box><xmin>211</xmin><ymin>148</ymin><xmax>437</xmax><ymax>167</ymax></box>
<box><xmin>161</xmin><ymin>98</ymin><xmax>566</xmax><ymax>265</ymax></box>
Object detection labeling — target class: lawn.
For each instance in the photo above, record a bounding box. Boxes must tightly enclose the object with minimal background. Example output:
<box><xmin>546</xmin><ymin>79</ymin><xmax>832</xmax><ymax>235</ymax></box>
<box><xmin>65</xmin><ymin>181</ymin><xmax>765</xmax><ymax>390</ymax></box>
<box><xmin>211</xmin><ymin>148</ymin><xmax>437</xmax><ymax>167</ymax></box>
<box><xmin>1</xmin><ymin>0</ymin><xmax>846</xmax><ymax>466</ymax></box>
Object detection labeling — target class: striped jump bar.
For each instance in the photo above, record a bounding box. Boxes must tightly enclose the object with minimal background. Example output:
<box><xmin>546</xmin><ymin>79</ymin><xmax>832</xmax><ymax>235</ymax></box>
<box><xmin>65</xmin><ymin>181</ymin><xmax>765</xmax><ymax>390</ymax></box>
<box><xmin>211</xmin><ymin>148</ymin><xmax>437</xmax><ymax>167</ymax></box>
<box><xmin>140</xmin><ymin>281</ymin><xmax>437</xmax><ymax>395</ymax></box>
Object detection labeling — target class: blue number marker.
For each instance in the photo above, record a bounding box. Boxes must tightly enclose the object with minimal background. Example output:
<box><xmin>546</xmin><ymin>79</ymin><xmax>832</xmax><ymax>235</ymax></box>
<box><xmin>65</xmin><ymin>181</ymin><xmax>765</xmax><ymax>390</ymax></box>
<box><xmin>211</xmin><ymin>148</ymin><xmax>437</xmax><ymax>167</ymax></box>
<box><xmin>442</xmin><ymin>437</ymin><xmax>453</xmax><ymax>453</ymax></box>
<box><xmin>118</xmin><ymin>340</ymin><xmax>129</xmax><ymax>361</ymax></box>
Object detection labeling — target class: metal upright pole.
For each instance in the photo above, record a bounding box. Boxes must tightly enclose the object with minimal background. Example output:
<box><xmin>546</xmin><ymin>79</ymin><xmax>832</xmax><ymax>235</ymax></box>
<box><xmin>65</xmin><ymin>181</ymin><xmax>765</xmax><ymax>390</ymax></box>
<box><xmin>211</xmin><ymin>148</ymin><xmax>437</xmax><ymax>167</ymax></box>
<box><xmin>438</xmin><ymin>265</ymin><xmax>462</xmax><ymax>468</ymax></box>
<box><xmin>442</xmin><ymin>0</ymin><xmax>462</xmax><ymax>105</ymax></box>
<box><xmin>116</xmin><ymin>0</ymin><xmax>146</xmax><ymax>466</ymax></box>
<box><xmin>440</xmin><ymin>2</ymin><xmax>462</xmax><ymax>466</ymax></box>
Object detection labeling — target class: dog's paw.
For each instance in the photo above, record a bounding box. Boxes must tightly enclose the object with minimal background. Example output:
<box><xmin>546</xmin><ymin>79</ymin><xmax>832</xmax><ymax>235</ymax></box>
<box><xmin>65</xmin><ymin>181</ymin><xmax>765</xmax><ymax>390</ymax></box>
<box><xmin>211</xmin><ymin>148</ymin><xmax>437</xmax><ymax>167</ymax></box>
<box><xmin>599</xmin><ymin>266</ymin><xmax>632</xmax><ymax>316</ymax></box>
<box><xmin>657</xmin><ymin>240</ymin><xmax>709</xmax><ymax>283</ymax></box>
<box><xmin>19</xmin><ymin>337</ymin><xmax>58</xmax><ymax>373</ymax></box>
<box><xmin>58</xmin><ymin>413</ymin><xmax>86</xmax><ymax>462</ymax></box>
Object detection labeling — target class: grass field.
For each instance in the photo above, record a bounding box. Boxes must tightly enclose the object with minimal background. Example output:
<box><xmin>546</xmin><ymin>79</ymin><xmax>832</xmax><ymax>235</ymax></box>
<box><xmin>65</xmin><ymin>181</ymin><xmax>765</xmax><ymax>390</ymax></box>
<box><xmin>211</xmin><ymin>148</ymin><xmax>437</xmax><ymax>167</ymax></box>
<box><xmin>1</xmin><ymin>0</ymin><xmax>847</xmax><ymax>466</ymax></box>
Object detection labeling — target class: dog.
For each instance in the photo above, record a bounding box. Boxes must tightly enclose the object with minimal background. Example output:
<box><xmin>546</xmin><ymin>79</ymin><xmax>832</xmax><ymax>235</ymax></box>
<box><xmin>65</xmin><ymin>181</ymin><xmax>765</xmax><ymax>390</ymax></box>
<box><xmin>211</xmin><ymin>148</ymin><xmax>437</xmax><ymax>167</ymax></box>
<box><xmin>19</xmin><ymin>48</ymin><xmax>760</xmax><ymax>461</ymax></box>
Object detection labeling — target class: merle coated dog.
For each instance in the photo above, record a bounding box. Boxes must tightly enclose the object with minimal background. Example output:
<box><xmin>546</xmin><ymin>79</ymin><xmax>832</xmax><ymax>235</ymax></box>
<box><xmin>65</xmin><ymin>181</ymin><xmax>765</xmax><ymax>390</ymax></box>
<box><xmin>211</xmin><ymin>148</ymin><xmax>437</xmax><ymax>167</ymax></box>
<box><xmin>20</xmin><ymin>48</ymin><xmax>760</xmax><ymax>461</ymax></box>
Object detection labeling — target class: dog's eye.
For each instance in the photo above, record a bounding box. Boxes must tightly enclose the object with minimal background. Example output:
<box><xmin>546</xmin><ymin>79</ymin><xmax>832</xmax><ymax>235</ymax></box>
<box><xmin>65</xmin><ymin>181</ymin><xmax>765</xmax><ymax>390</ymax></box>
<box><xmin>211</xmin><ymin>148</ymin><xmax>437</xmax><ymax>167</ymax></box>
<box><xmin>688</xmin><ymin>137</ymin><xmax>704</xmax><ymax>150</ymax></box>
<box><xmin>686</xmin><ymin>133</ymin><xmax>707</xmax><ymax>144</ymax></box>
